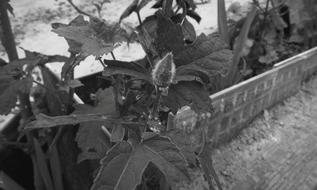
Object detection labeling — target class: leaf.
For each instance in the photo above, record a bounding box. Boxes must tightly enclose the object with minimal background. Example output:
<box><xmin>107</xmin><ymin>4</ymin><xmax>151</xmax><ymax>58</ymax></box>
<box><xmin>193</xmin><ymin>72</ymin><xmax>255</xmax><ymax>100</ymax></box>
<box><xmin>92</xmin><ymin>135</ymin><xmax>189</xmax><ymax>190</ymax></box>
<box><xmin>0</xmin><ymin>79</ymin><xmax>32</xmax><ymax>115</ymax></box>
<box><xmin>33</xmin><ymin>138</ymin><xmax>54</xmax><ymax>190</ymax></box>
<box><xmin>103</xmin><ymin>59</ymin><xmax>151</xmax><ymax>82</ymax></box>
<box><xmin>110</xmin><ymin>124</ymin><xmax>125</xmax><ymax>142</ymax></box>
<box><xmin>76</xmin><ymin>124</ymin><xmax>112</xmax><ymax>163</ymax></box>
<box><xmin>186</xmin><ymin>9</ymin><xmax>201</xmax><ymax>23</ymax></box>
<box><xmin>217</xmin><ymin>0</ymin><xmax>229</xmax><ymax>44</ymax></box>
<box><xmin>52</xmin><ymin>16</ymin><xmax>124</xmax><ymax>58</ymax></box>
<box><xmin>176</xmin><ymin>48</ymin><xmax>231</xmax><ymax>86</ymax></box>
<box><xmin>162</xmin><ymin>81</ymin><xmax>212</xmax><ymax>113</ymax></box>
<box><xmin>52</xmin><ymin>15</ymin><xmax>88</xmax><ymax>54</ymax></box>
<box><xmin>181</xmin><ymin>18</ymin><xmax>196</xmax><ymax>42</ymax></box>
<box><xmin>174</xmin><ymin>33</ymin><xmax>229</xmax><ymax>66</ymax></box>
<box><xmin>155</xmin><ymin>11</ymin><xmax>185</xmax><ymax>55</ymax></box>
<box><xmin>228</xmin><ymin>6</ymin><xmax>258</xmax><ymax>85</ymax></box>
<box><xmin>198</xmin><ymin>146</ymin><xmax>223</xmax><ymax>190</ymax></box>
<box><xmin>58</xmin><ymin>79</ymin><xmax>84</xmax><ymax>92</ymax></box>
<box><xmin>119</xmin><ymin>0</ymin><xmax>139</xmax><ymax>22</ymax></box>
<box><xmin>24</xmin><ymin>113</ymin><xmax>119</xmax><ymax>129</ymax></box>
<box><xmin>75</xmin><ymin>87</ymin><xmax>118</xmax><ymax>162</ymax></box>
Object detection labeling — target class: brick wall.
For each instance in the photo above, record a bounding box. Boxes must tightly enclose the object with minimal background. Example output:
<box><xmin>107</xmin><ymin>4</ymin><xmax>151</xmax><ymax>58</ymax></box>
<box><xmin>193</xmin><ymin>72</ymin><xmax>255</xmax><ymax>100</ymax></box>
<box><xmin>207</xmin><ymin>47</ymin><xmax>317</xmax><ymax>147</ymax></box>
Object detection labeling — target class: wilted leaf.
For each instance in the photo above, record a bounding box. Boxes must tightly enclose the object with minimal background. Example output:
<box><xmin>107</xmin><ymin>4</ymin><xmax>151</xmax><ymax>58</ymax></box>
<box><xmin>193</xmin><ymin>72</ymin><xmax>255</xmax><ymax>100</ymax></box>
<box><xmin>92</xmin><ymin>134</ymin><xmax>189</xmax><ymax>190</ymax></box>
<box><xmin>52</xmin><ymin>16</ymin><xmax>124</xmax><ymax>58</ymax></box>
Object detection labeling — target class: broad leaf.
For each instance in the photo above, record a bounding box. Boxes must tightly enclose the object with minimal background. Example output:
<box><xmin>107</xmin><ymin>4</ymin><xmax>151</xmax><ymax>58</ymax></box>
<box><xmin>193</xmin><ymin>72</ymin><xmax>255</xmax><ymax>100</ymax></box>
<box><xmin>92</xmin><ymin>134</ymin><xmax>189</xmax><ymax>190</ymax></box>
<box><xmin>103</xmin><ymin>59</ymin><xmax>151</xmax><ymax>82</ymax></box>
<box><xmin>162</xmin><ymin>81</ymin><xmax>212</xmax><ymax>113</ymax></box>
<box><xmin>174</xmin><ymin>33</ymin><xmax>229</xmax><ymax>66</ymax></box>
<box><xmin>155</xmin><ymin>11</ymin><xmax>185</xmax><ymax>55</ymax></box>
<box><xmin>75</xmin><ymin>87</ymin><xmax>118</xmax><ymax>162</ymax></box>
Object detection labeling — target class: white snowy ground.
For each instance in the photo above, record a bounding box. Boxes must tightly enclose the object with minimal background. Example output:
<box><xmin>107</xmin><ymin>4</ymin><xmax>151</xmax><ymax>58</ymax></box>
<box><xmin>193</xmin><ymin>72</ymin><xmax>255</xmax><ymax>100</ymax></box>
<box><xmin>0</xmin><ymin>0</ymin><xmax>249</xmax><ymax>130</ymax></box>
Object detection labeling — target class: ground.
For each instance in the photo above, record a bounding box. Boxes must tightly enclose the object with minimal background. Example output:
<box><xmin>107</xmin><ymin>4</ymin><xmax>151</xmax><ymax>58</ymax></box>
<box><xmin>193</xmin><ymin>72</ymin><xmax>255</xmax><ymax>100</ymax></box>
<box><xmin>2</xmin><ymin>1</ymin><xmax>317</xmax><ymax>190</ymax></box>
<box><xmin>211</xmin><ymin>75</ymin><xmax>317</xmax><ymax>190</ymax></box>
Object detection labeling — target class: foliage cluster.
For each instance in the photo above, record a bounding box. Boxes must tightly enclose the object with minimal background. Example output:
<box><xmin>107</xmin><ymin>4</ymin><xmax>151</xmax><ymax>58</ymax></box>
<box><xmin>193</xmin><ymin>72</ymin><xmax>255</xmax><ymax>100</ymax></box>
<box><xmin>0</xmin><ymin>0</ymin><xmax>316</xmax><ymax>190</ymax></box>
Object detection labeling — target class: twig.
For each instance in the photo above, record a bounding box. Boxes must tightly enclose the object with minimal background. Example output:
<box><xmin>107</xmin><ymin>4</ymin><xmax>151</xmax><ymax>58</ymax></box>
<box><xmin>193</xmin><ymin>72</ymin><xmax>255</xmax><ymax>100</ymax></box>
<box><xmin>110</xmin><ymin>52</ymin><xmax>116</xmax><ymax>60</ymax></box>
<box><xmin>136</xmin><ymin>11</ymin><xmax>143</xmax><ymax>25</ymax></box>
<box><xmin>66</xmin><ymin>0</ymin><xmax>94</xmax><ymax>17</ymax></box>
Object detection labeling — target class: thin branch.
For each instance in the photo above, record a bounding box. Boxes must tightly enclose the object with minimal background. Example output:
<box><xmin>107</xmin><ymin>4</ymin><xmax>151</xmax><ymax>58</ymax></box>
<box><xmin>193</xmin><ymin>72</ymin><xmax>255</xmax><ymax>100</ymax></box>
<box><xmin>66</xmin><ymin>0</ymin><xmax>94</xmax><ymax>17</ymax></box>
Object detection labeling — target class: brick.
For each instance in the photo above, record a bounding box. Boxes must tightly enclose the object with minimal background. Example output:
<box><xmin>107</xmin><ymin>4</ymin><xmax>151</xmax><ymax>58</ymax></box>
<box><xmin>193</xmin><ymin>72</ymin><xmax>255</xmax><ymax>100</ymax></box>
<box><xmin>220</xmin><ymin>116</ymin><xmax>230</xmax><ymax>132</ymax></box>
<box><xmin>236</xmin><ymin>91</ymin><xmax>246</xmax><ymax>107</ymax></box>
<box><xmin>255</xmin><ymin>82</ymin><xmax>265</xmax><ymax>97</ymax></box>
<box><xmin>224</xmin><ymin>96</ymin><xmax>234</xmax><ymax>113</ymax></box>
<box><xmin>246</xmin><ymin>87</ymin><xmax>256</xmax><ymax>101</ymax></box>
<box><xmin>242</xmin><ymin>105</ymin><xmax>251</xmax><ymax>120</ymax></box>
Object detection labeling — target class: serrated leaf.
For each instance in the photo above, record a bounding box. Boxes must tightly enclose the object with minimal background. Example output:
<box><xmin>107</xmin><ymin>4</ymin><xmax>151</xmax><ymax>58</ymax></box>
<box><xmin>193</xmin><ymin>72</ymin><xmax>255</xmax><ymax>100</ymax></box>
<box><xmin>52</xmin><ymin>16</ymin><xmax>123</xmax><ymax>58</ymax></box>
<box><xmin>92</xmin><ymin>135</ymin><xmax>189</xmax><ymax>190</ymax></box>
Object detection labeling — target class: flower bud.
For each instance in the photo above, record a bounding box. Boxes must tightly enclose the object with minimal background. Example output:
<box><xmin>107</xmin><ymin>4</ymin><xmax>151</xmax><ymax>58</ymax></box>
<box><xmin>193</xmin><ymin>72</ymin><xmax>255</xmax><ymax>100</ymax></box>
<box><xmin>151</xmin><ymin>52</ymin><xmax>176</xmax><ymax>89</ymax></box>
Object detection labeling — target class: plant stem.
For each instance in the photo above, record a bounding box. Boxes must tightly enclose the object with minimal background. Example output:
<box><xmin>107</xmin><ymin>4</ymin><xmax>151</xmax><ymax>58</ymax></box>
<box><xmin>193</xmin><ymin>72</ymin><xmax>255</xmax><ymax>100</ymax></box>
<box><xmin>66</xmin><ymin>0</ymin><xmax>94</xmax><ymax>17</ymax></box>
<box><xmin>0</xmin><ymin>0</ymin><xmax>18</xmax><ymax>61</ymax></box>
<box><xmin>136</xmin><ymin>11</ymin><xmax>143</xmax><ymax>25</ymax></box>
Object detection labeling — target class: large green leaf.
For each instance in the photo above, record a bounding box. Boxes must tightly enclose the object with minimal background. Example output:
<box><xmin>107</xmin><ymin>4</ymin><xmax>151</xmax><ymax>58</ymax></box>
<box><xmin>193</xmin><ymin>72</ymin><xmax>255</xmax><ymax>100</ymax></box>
<box><xmin>75</xmin><ymin>87</ymin><xmax>118</xmax><ymax>162</ymax></box>
<box><xmin>174</xmin><ymin>33</ymin><xmax>229</xmax><ymax>66</ymax></box>
<box><xmin>92</xmin><ymin>134</ymin><xmax>189</xmax><ymax>190</ymax></box>
<box><xmin>155</xmin><ymin>11</ymin><xmax>185</xmax><ymax>55</ymax></box>
<box><xmin>102</xmin><ymin>59</ymin><xmax>151</xmax><ymax>82</ymax></box>
<box><xmin>162</xmin><ymin>81</ymin><xmax>212</xmax><ymax>113</ymax></box>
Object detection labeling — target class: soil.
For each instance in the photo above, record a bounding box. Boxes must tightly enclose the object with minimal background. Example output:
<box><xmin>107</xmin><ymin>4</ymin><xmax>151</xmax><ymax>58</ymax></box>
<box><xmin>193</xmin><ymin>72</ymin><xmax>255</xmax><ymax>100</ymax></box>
<box><xmin>176</xmin><ymin>74</ymin><xmax>317</xmax><ymax>190</ymax></box>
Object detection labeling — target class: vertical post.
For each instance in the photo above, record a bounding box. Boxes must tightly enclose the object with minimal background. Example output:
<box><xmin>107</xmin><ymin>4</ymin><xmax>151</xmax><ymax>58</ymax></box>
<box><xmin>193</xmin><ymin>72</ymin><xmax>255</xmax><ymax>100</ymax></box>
<box><xmin>0</xmin><ymin>0</ymin><xmax>18</xmax><ymax>61</ymax></box>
